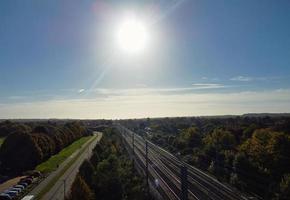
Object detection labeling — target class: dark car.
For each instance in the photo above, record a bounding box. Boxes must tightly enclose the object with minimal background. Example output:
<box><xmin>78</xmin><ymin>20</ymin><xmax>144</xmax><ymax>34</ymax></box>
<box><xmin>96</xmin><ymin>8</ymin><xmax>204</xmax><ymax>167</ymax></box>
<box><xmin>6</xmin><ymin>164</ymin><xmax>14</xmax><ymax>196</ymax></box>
<box><xmin>19</xmin><ymin>178</ymin><xmax>32</xmax><ymax>185</ymax></box>
<box><xmin>31</xmin><ymin>171</ymin><xmax>41</xmax><ymax>178</ymax></box>
<box><xmin>0</xmin><ymin>193</ymin><xmax>12</xmax><ymax>200</ymax></box>
<box><xmin>3</xmin><ymin>191</ymin><xmax>17</xmax><ymax>198</ymax></box>
<box><xmin>18</xmin><ymin>182</ymin><xmax>28</xmax><ymax>187</ymax></box>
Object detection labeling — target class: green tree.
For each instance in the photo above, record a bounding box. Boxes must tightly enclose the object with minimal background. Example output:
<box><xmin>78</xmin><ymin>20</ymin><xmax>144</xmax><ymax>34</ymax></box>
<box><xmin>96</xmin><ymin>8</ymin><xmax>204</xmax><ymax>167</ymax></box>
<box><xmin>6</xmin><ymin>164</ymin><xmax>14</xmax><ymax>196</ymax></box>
<box><xmin>94</xmin><ymin>155</ymin><xmax>123</xmax><ymax>200</ymax></box>
<box><xmin>181</xmin><ymin>127</ymin><xmax>202</xmax><ymax>148</ymax></box>
<box><xmin>79</xmin><ymin>160</ymin><xmax>95</xmax><ymax>187</ymax></box>
<box><xmin>69</xmin><ymin>174</ymin><xmax>94</xmax><ymax>200</ymax></box>
<box><xmin>279</xmin><ymin>174</ymin><xmax>290</xmax><ymax>200</ymax></box>
<box><xmin>0</xmin><ymin>131</ymin><xmax>42</xmax><ymax>173</ymax></box>
<box><xmin>203</xmin><ymin>128</ymin><xmax>236</xmax><ymax>151</ymax></box>
<box><xmin>240</xmin><ymin>129</ymin><xmax>290</xmax><ymax>177</ymax></box>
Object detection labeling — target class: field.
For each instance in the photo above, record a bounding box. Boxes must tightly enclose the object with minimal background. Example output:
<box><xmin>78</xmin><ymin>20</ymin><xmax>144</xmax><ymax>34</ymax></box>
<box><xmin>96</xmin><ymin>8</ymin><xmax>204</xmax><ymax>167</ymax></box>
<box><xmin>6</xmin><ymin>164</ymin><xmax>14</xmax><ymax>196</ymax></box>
<box><xmin>36</xmin><ymin>135</ymin><xmax>92</xmax><ymax>173</ymax></box>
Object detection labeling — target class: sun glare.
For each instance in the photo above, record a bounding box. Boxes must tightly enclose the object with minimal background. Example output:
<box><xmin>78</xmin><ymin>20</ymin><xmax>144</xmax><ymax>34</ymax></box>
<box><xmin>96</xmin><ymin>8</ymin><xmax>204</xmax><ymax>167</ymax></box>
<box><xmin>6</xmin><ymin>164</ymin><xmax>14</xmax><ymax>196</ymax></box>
<box><xmin>116</xmin><ymin>17</ymin><xmax>149</xmax><ymax>54</ymax></box>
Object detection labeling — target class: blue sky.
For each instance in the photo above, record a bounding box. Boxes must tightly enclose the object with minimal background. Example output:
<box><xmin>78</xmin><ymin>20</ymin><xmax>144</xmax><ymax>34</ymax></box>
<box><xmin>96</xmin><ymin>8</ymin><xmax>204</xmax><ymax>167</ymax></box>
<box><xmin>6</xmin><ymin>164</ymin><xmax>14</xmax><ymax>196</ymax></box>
<box><xmin>0</xmin><ymin>0</ymin><xmax>290</xmax><ymax>118</ymax></box>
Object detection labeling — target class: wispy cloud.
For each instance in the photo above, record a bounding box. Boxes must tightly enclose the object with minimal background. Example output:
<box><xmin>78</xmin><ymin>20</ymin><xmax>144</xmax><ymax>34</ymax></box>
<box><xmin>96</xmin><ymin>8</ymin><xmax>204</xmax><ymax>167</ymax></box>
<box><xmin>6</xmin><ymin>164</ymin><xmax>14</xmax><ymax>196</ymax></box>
<box><xmin>90</xmin><ymin>84</ymin><xmax>227</xmax><ymax>97</ymax></box>
<box><xmin>8</xmin><ymin>96</ymin><xmax>28</xmax><ymax>100</ymax></box>
<box><xmin>1</xmin><ymin>88</ymin><xmax>289</xmax><ymax>119</ymax></box>
<box><xmin>200</xmin><ymin>77</ymin><xmax>220</xmax><ymax>81</ymax></box>
<box><xmin>230</xmin><ymin>75</ymin><xmax>281</xmax><ymax>82</ymax></box>
<box><xmin>78</xmin><ymin>89</ymin><xmax>85</xmax><ymax>93</ymax></box>
<box><xmin>230</xmin><ymin>76</ymin><xmax>253</xmax><ymax>82</ymax></box>
<box><xmin>192</xmin><ymin>83</ymin><xmax>225</xmax><ymax>89</ymax></box>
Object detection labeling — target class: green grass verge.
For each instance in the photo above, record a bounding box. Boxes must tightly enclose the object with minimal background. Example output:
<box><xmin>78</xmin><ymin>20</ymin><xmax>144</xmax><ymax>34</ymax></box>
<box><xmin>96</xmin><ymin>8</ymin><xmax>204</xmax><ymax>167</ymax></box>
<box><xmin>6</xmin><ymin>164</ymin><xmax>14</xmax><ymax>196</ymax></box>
<box><xmin>35</xmin><ymin>134</ymin><xmax>97</xmax><ymax>200</ymax></box>
<box><xmin>36</xmin><ymin>136</ymin><xmax>93</xmax><ymax>173</ymax></box>
<box><xmin>0</xmin><ymin>137</ymin><xmax>5</xmax><ymax>147</ymax></box>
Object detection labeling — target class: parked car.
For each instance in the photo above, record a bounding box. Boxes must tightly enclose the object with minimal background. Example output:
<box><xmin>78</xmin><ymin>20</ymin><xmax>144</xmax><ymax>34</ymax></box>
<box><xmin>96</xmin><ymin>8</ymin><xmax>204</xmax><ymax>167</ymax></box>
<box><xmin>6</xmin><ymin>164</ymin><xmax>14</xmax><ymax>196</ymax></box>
<box><xmin>14</xmin><ymin>185</ymin><xmax>25</xmax><ymax>190</ymax></box>
<box><xmin>0</xmin><ymin>193</ymin><xmax>12</xmax><ymax>200</ymax></box>
<box><xmin>32</xmin><ymin>171</ymin><xmax>41</xmax><ymax>178</ymax></box>
<box><xmin>26</xmin><ymin>177</ymin><xmax>33</xmax><ymax>182</ymax></box>
<box><xmin>21</xmin><ymin>195</ymin><xmax>34</xmax><ymax>200</ymax></box>
<box><xmin>19</xmin><ymin>178</ymin><xmax>32</xmax><ymax>185</ymax></box>
<box><xmin>3</xmin><ymin>191</ymin><xmax>17</xmax><ymax>198</ymax></box>
<box><xmin>18</xmin><ymin>182</ymin><xmax>28</xmax><ymax>187</ymax></box>
<box><xmin>10</xmin><ymin>187</ymin><xmax>22</xmax><ymax>193</ymax></box>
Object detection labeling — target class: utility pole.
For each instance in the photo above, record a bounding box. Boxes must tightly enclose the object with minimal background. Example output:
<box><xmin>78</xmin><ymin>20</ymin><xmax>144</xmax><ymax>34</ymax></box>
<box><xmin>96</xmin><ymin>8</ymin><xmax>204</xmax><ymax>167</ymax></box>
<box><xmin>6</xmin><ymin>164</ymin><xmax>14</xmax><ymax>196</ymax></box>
<box><xmin>132</xmin><ymin>131</ymin><xmax>135</xmax><ymax>155</ymax></box>
<box><xmin>180</xmin><ymin>164</ymin><xmax>188</xmax><ymax>200</ymax></box>
<box><xmin>87</xmin><ymin>147</ymin><xmax>89</xmax><ymax>158</ymax></box>
<box><xmin>63</xmin><ymin>179</ymin><xmax>66</xmax><ymax>199</ymax></box>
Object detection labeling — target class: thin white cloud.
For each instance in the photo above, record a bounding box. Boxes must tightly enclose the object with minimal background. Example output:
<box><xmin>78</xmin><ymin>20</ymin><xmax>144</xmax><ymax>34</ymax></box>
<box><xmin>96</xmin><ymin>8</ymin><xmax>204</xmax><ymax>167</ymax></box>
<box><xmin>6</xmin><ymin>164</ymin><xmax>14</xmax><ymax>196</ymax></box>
<box><xmin>200</xmin><ymin>77</ymin><xmax>219</xmax><ymax>81</ymax></box>
<box><xmin>230</xmin><ymin>76</ymin><xmax>253</xmax><ymax>82</ymax></box>
<box><xmin>78</xmin><ymin>89</ymin><xmax>85</xmax><ymax>93</ymax></box>
<box><xmin>0</xmin><ymin>89</ymin><xmax>289</xmax><ymax>119</ymax></box>
<box><xmin>8</xmin><ymin>96</ymin><xmax>27</xmax><ymax>100</ymax></box>
<box><xmin>192</xmin><ymin>83</ymin><xmax>225</xmax><ymax>89</ymax></box>
<box><xmin>230</xmin><ymin>76</ymin><xmax>281</xmax><ymax>82</ymax></box>
<box><xmin>90</xmin><ymin>84</ymin><xmax>227</xmax><ymax>97</ymax></box>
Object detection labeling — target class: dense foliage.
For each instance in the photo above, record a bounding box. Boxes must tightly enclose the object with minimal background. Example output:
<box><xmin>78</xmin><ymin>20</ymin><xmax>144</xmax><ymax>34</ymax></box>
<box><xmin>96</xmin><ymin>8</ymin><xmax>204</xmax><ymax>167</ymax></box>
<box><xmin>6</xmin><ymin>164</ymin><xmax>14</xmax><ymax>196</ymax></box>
<box><xmin>68</xmin><ymin>174</ymin><xmax>94</xmax><ymax>200</ymax></box>
<box><xmin>0</xmin><ymin>120</ymin><xmax>31</xmax><ymax>137</ymax></box>
<box><xmin>69</xmin><ymin>128</ymin><xmax>152</xmax><ymax>200</ymax></box>
<box><xmin>120</xmin><ymin>116</ymin><xmax>290</xmax><ymax>199</ymax></box>
<box><xmin>0</xmin><ymin>121</ymin><xmax>91</xmax><ymax>174</ymax></box>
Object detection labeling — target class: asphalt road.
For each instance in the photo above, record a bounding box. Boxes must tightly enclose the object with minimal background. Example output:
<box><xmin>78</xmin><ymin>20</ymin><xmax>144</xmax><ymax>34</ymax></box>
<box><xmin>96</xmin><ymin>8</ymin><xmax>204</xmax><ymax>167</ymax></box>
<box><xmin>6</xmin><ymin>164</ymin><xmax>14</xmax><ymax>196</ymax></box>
<box><xmin>116</xmin><ymin>124</ymin><xmax>248</xmax><ymax>200</ymax></box>
<box><xmin>28</xmin><ymin>132</ymin><xmax>102</xmax><ymax>200</ymax></box>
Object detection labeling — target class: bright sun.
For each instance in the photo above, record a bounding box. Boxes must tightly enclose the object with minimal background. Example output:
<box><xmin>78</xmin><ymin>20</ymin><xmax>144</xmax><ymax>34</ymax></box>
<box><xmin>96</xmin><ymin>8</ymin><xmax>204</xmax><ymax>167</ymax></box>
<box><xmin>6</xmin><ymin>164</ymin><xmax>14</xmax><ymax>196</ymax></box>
<box><xmin>116</xmin><ymin>17</ymin><xmax>149</xmax><ymax>54</ymax></box>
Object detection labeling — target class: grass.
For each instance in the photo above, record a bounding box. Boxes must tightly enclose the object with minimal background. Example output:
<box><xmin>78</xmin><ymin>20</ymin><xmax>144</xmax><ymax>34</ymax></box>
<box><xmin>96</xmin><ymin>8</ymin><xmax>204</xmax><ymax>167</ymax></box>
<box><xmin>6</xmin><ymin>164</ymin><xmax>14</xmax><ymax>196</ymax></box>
<box><xmin>36</xmin><ymin>135</ymin><xmax>93</xmax><ymax>173</ymax></box>
<box><xmin>0</xmin><ymin>137</ymin><xmax>5</xmax><ymax>147</ymax></box>
<box><xmin>35</xmin><ymin>134</ymin><xmax>98</xmax><ymax>200</ymax></box>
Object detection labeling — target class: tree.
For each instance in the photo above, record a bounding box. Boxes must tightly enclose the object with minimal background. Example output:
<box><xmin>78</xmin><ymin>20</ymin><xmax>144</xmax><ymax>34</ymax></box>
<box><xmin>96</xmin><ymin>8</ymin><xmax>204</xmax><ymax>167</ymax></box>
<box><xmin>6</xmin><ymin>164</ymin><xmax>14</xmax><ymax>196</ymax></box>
<box><xmin>69</xmin><ymin>175</ymin><xmax>93</xmax><ymax>200</ymax></box>
<box><xmin>240</xmin><ymin>129</ymin><xmax>290</xmax><ymax>177</ymax></box>
<box><xmin>0</xmin><ymin>121</ymin><xmax>90</xmax><ymax>174</ymax></box>
<box><xmin>94</xmin><ymin>155</ymin><xmax>123</xmax><ymax>200</ymax></box>
<box><xmin>203</xmin><ymin>128</ymin><xmax>236</xmax><ymax>151</ymax></box>
<box><xmin>180</xmin><ymin>127</ymin><xmax>202</xmax><ymax>148</ymax></box>
<box><xmin>231</xmin><ymin>153</ymin><xmax>255</xmax><ymax>190</ymax></box>
<box><xmin>0</xmin><ymin>131</ymin><xmax>42</xmax><ymax>173</ymax></box>
<box><xmin>0</xmin><ymin>121</ymin><xmax>31</xmax><ymax>137</ymax></box>
<box><xmin>279</xmin><ymin>174</ymin><xmax>290</xmax><ymax>200</ymax></box>
<box><xmin>79</xmin><ymin>160</ymin><xmax>94</xmax><ymax>187</ymax></box>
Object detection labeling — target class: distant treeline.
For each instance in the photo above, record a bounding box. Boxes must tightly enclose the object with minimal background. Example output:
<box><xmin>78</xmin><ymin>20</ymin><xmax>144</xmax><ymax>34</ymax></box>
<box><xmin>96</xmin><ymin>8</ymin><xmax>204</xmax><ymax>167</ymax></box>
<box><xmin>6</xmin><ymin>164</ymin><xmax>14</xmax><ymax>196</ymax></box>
<box><xmin>0</xmin><ymin>120</ymin><xmax>92</xmax><ymax>175</ymax></box>
<box><xmin>68</xmin><ymin>128</ymin><xmax>152</xmax><ymax>200</ymax></box>
<box><xmin>120</xmin><ymin>116</ymin><xmax>290</xmax><ymax>199</ymax></box>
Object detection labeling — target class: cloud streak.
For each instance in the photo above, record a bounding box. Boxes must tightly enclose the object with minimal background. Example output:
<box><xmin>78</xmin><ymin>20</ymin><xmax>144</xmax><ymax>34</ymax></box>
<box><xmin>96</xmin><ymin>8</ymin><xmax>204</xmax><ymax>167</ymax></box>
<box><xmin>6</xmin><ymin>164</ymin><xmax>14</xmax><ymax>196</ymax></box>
<box><xmin>230</xmin><ymin>76</ymin><xmax>253</xmax><ymax>81</ymax></box>
<box><xmin>230</xmin><ymin>76</ymin><xmax>281</xmax><ymax>82</ymax></box>
<box><xmin>191</xmin><ymin>83</ymin><xmax>225</xmax><ymax>89</ymax></box>
<box><xmin>0</xmin><ymin>88</ymin><xmax>289</xmax><ymax>119</ymax></box>
<box><xmin>78</xmin><ymin>89</ymin><xmax>85</xmax><ymax>93</ymax></box>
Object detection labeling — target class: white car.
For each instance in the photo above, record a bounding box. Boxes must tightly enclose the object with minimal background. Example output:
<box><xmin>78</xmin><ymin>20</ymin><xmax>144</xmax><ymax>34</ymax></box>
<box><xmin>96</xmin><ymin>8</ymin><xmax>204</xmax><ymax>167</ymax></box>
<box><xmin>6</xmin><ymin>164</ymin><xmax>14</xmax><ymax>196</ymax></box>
<box><xmin>10</xmin><ymin>187</ymin><xmax>22</xmax><ymax>193</ymax></box>
<box><xmin>21</xmin><ymin>195</ymin><xmax>34</xmax><ymax>200</ymax></box>
<box><xmin>14</xmin><ymin>185</ymin><xmax>25</xmax><ymax>190</ymax></box>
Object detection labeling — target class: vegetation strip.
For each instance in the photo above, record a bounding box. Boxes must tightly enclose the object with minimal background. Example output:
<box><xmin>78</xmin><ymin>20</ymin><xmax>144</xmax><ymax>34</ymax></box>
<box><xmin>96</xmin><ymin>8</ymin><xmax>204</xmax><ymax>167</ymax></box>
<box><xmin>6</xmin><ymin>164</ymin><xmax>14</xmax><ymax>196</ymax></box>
<box><xmin>36</xmin><ymin>136</ymin><xmax>92</xmax><ymax>173</ymax></box>
<box><xmin>35</xmin><ymin>135</ymin><xmax>97</xmax><ymax>200</ymax></box>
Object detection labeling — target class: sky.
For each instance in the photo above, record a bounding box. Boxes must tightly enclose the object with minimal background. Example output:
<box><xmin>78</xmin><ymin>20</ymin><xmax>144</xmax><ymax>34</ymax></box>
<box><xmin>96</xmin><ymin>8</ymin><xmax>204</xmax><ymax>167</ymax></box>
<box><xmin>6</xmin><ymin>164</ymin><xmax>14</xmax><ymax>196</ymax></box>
<box><xmin>0</xmin><ymin>0</ymin><xmax>290</xmax><ymax>119</ymax></box>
